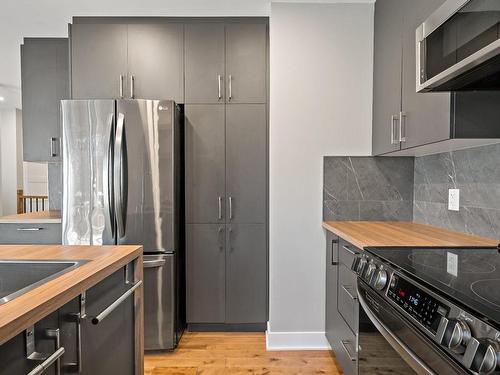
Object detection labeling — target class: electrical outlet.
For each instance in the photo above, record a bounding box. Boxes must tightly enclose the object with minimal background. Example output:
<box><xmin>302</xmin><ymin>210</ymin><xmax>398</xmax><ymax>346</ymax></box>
<box><xmin>448</xmin><ymin>189</ymin><xmax>460</xmax><ymax>211</ymax></box>
<box><xmin>447</xmin><ymin>252</ymin><xmax>458</xmax><ymax>277</ymax></box>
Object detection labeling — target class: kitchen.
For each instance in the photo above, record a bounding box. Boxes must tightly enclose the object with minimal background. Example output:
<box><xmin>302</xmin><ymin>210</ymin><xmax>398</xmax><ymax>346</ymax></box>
<box><xmin>0</xmin><ymin>0</ymin><xmax>500</xmax><ymax>374</ymax></box>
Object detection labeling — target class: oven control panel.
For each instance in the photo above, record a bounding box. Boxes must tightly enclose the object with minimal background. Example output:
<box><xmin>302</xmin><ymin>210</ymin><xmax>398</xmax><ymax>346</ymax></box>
<box><xmin>387</xmin><ymin>274</ymin><xmax>449</xmax><ymax>334</ymax></box>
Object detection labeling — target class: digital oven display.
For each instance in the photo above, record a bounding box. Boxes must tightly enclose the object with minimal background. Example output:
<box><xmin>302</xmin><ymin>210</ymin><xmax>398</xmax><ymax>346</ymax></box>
<box><xmin>387</xmin><ymin>274</ymin><xmax>448</xmax><ymax>334</ymax></box>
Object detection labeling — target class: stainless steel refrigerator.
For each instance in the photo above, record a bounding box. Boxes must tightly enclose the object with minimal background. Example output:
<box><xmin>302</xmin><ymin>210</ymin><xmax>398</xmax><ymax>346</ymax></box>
<box><xmin>61</xmin><ymin>99</ymin><xmax>184</xmax><ymax>350</ymax></box>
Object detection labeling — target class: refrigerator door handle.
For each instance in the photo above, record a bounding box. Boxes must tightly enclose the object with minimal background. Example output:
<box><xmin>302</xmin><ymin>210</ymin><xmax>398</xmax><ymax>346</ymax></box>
<box><xmin>104</xmin><ymin>113</ymin><xmax>115</xmax><ymax>238</ymax></box>
<box><xmin>114</xmin><ymin>112</ymin><xmax>127</xmax><ymax>238</ymax></box>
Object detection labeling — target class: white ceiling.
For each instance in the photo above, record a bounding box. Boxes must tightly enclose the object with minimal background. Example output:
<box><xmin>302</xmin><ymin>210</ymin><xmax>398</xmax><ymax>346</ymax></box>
<box><xmin>0</xmin><ymin>0</ymin><xmax>374</xmax><ymax>108</ymax></box>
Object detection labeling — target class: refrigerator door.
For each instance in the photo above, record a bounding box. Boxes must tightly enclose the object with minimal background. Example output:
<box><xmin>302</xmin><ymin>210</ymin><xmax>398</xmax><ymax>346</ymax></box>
<box><xmin>115</xmin><ymin>100</ymin><xmax>180</xmax><ymax>253</ymax></box>
<box><xmin>61</xmin><ymin>100</ymin><xmax>116</xmax><ymax>245</ymax></box>
<box><xmin>144</xmin><ymin>253</ymin><xmax>177</xmax><ymax>350</ymax></box>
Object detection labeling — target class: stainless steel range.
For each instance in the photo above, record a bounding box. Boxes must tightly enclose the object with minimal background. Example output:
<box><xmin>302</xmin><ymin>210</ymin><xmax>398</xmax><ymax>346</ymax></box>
<box><xmin>353</xmin><ymin>247</ymin><xmax>500</xmax><ymax>374</ymax></box>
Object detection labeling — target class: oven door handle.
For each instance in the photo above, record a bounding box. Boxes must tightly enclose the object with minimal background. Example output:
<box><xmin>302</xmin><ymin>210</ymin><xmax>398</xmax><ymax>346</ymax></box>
<box><xmin>357</xmin><ymin>286</ymin><xmax>436</xmax><ymax>375</ymax></box>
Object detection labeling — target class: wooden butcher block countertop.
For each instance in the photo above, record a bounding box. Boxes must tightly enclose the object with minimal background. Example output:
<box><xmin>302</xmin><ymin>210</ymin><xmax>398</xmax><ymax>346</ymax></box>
<box><xmin>0</xmin><ymin>245</ymin><xmax>142</xmax><ymax>345</ymax></box>
<box><xmin>322</xmin><ymin>221</ymin><xmax>499</xmax><ymax>249</ymax></box>
<box><xmin>0</xmin><ymin>211</ymin><xmax>61</xmax><ymax>224</ymax></box>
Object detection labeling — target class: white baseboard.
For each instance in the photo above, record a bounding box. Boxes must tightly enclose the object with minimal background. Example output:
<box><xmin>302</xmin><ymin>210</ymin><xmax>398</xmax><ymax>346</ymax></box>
<box><xmin>265</xmin><ymin>328</ymin><xmax>331</xmax><ymax>351</ymax></box>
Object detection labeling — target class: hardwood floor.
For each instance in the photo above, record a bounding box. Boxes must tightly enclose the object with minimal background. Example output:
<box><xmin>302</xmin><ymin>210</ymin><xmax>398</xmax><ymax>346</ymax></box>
<box><xmin>144</xmin><ymin>332</ymin><xmax>342</xmax><ymax>375</ymax></box>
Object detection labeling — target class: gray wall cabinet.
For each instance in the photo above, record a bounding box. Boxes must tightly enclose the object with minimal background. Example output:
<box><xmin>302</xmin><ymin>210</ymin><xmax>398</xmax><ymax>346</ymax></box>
<box><xmin>184</xmin><ymin>22</ymin><xmax>267</xmax><ymax>104</ymax></box>
<box><xmin>21</xmin><ymin>38</ymin><xmax>69</xmax><ymax>162</ymax></box>
<box><xmin>127</xmin><ymin>23</ymin><xmax>184</xmax><ymax>102</ymax></box>
<box><xmin>225</xmin><ymin>24</ymin><xmax>267</xmax><ymax>104</ymax></box>
<box><xmin>71</xmin><ymin>22</ymin><xmax>184</xmax><ymax>101</ymax></box>
<box><xmin>185</xmin><ymin>105</ymin><xmax>226</xmax><ymax>224</ymax></box>
<box><xmin>226</xmin><ymin>104</ymin><xmax>267</xmax><ymax>224</ymax></box>
<box><xmin>226</xmin><ymin>224</ymin><xmax>267</xmax><ymax>323</ymax></box>
<box><xmin>372</xmin><ymin>0</ymin><xmax>449</xmax><ymax>155</ymax></box>
<box><xmin>71</xmin><ymin>24</ymin><xmax>128</xmax><ymax>99</ymax></box>
<box><xmin>184</xmin><ymin>24</ymin><xmax>225</xmax><ymax>104</ymax></box>
<box><xmin>186</xmin><ymin>224</ymin><xmax>226</xmax><ymax>323</ymax></box>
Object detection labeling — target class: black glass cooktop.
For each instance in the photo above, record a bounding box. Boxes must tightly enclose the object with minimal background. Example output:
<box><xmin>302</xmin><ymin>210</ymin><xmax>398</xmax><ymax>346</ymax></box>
<box><xmin>366</xmin><ymin>247</ymin><xmax>500</xmax><ymax>327</ymax></box>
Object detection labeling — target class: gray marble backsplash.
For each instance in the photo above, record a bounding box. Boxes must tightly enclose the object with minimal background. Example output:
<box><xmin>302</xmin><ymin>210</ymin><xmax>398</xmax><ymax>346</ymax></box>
<box><xmin>413</xmin><ymin>143</ymin><xmax>500</xmax><ymax>239</ymax></box>
<box><xmin>323</xmin><ymin>156</ymin><xmax>414</xmax><ymax>221</ymax></box>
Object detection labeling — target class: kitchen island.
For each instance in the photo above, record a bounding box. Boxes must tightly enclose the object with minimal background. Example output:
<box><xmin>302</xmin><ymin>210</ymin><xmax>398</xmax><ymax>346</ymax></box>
<box><xmin>0</xmin><ymin>244</ymin><xmax>143</xmax><ymax>375</ymax></box>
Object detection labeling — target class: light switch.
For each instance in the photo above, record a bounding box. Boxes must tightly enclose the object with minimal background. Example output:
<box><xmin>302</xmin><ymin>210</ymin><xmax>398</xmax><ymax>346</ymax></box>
<box><xmin>448</xmin><ymin>189</ymin><xmax>460</xmax><ymax>211</ymax></box>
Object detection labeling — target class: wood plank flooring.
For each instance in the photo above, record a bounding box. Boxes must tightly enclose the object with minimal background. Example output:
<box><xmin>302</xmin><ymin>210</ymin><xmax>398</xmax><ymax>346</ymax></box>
<box><xmin>144</xmin><ymin>332</ymin><xmax>342</xmax><ymax>375</ymax></box>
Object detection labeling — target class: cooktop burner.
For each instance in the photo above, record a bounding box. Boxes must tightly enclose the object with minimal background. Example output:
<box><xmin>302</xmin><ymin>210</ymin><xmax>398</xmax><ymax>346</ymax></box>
<box><xmin>366</xmin><ymin>247</ymin><xmax>500</xmax><ymax>327</ymax></box>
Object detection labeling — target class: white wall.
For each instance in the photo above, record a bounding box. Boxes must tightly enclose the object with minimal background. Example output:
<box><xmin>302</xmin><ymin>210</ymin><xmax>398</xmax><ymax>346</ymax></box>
<box><xmin>268</xmin><ymin>2</ymin><xmax>374</xmax><ymax>349</ymax></box>
<box><xmin>0</xmin><ymin>109</ymin><xmax>23</xmax><ymax>215</ymax></box>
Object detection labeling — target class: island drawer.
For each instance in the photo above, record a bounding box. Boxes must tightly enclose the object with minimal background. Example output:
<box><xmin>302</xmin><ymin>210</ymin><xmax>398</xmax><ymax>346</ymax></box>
<box><xmin>0</xmin><ymin>223</ymin><xmax>62</xmax><ymax>244</ymax></box>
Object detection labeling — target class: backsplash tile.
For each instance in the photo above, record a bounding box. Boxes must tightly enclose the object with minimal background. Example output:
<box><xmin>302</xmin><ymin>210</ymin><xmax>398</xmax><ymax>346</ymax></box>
<box><xmin>323</xmin><ymin>156</ymin><xmax>414</xmax><ymax>221</ymax></box>
<box><xmin>413</xmin><ymin>143</ymin><xmax>500</xmax><ymax>239</ymax></box>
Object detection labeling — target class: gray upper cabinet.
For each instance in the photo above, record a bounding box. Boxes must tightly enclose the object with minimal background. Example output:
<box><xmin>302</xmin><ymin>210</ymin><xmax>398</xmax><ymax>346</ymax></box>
<box><xmin>184</xmin><ymin>24</ymin><xmax>225</xmax><ymax>104</ymax></box>
<box><xmin>185</xmin><ymin>105</ymin><xmax>226</xmax><ymax>223</ymax></box>
<box><xmin>226</xmin><ymin>224</ymin><xmax>267</xmax><ymax>323</ymax></box>
<box><xmin>372</xmin><ymin>0</ymin><xmax>450</xmax><ymax>155</ymax></box>
<box><xmin>186</xmin><ymin>224</ymin><xmax>226</xmax><ymax>323</ymax></box>
<box><xmin>372</xmin><ymin>0</ymin><xmax>403</xmax><ymax>156</ymax></box>
<box><xmin>71</xmin><ymin>21</ymin><xmax>184</xmax><ymax>101</ymax></box>
<box><xmin>226</xmin><ymin>104</ymin><xmax>267</xmax><ymax>224</ymax></box>
<box><xmin>400</xmin><ymin>0</ymin><xmax>450</xmax><ymax>149</ymax></box>
<box><xmin>71</xmin><ymin>23</ymin><xmax>128</xmax><ymax>99</ymax></box>
<box><xmin>226</xmin><ymin>24</ymin><xmax>267</xmax><ymax>104</ymax></box>
<box><xmin>127</xmin><ymin>23</ymin><xmax>184</xmax><ymax>102</ymax></box>
<box><xmin>21</xmin><ymin>38</ymin><xmax>69</xmax><ymax>162</ymax></box>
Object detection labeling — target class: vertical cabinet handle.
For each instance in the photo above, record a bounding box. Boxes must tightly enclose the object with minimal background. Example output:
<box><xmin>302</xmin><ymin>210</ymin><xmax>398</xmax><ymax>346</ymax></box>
<box><xmin>228</xmin><ymin>75</ymin><xmax>232</xmax><ymax>101</ymax></box>
<box><xmin>217</xmin><ymin>226</ymin><xmax>224</xmax><ymax>250</ymax></box>
<box><xmin>399</xmin><ymin>111</ymin><xmax>407</xmax><ymax>143</ymax></box>
<box><xmin>390</xmin><ymin>114</ymin><xmax>400</xmax><ymax>145</ymax></box>
<box><xmin>218</xmin><ymin>75</ymin><xmax>222</xmax><ymax>100</ymax></box>
<box><xmin>228</xmin><ymin>197</ymin><xmax>233</xmax><ymax>220</ymax></box>
<box><xmin>218</xmin><ymin>196</ymin><xmax>222</xmax><ymax>220</ymax></box>
<box><xmin>130</xmin><ymin>75</ymin><xmax>135</xmax><ymax>99</ymax></box>
<box><xmin>119</xmin><ymin>75</ymin><xmax>124</xmax><ymax>99</ymax></box>
<box><xmin>50</xmin><ymin>138</ymin><xmax>59</xmax><ymax>158</ymax></box>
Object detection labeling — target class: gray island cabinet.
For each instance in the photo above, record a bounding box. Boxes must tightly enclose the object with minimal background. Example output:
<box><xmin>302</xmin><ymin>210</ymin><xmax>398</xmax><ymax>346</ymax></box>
<box><xmin>0</xmin><ymin>262</ymin><xmax>141</xmax><ymax>375</ymax></box>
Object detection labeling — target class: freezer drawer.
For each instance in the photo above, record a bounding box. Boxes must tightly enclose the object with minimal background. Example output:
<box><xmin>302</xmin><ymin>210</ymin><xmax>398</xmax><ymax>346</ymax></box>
<box><xmin>144</xmin><ymin>254</ymin><xmax>176</xmax><ymax>350</ymax></box>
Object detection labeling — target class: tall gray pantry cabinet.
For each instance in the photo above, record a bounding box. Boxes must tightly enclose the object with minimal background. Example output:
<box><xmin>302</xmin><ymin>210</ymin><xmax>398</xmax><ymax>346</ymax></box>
<box><xmin>185</xmin><ymin>21</ymin><xmax>268</xmax><ymax>329</ymax></box>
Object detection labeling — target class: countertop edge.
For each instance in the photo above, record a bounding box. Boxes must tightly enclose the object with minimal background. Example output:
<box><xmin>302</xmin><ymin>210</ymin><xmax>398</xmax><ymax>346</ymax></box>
<box><xmin>0</xmin><ymin>246</ymin><xmax>143</xmax><ymax>345</ymax></box>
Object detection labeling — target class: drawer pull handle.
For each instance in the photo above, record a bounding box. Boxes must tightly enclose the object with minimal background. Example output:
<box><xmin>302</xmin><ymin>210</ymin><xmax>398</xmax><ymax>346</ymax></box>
<box><xmin>91</xmin><ymin>280</ymin><xmax>142</xmax><ymax>325</ymax></box>
<box><xmin>340</xmin><ymin>340</ymin><xmax>357</xmax><ymax>362</ymax></box>
<box><xmin>17</xmin><ymin>228</ymin><xmax>44</xmax><ymax>231</ymax></box>
<box><xmin>342</xmin><ymin>245</ymin><xmax>357</xmax><ymax>256</ymax></box>
<box><xmin>341</xmin><ymin>285</ymin><xmax>358</xmax><ymax>300</ymax></box>
<box><xmin>27</xmin><ymin>347</ymin><xmax>65</xmax><ymax>375</ymax></box>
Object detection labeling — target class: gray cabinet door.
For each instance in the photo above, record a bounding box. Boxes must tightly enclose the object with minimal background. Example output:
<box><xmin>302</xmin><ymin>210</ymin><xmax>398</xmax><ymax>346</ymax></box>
<box><xmin>186</xmin><ymin>224</ymin><xmax>226</xmax><ymax>323</ymax></box>
<box><xmin>226</xmin><ymin>224</ymin><xmax>267</xmax><ymax>323</ymax></box>
<box><xmin>71</xmin><ymin>24</ymin><xmax>128</xmax><ymax>99</ymax></box>
<box><xmin>184</xmin><ymin>24</ymin><xmax>225</xmax><ymax>104</ymax></box>
<box><xmin>185</xmin><ymin>105</ymin><xmax>226</xmax><ymax>223</ymax></box>
<box><xmin>128</xmin><ymin>23</ymin><xmax>184</xmax><ymax>102</ymax></box>
<box><xmin>225</xmin><ymin>24</ymin><xmax>267</xmax><ymax>104</ymax></box>
<box><xmin>21</xmin><ymin>38</ymin><xmax>69</xmax><ymax>162</ymax></box>
<box><xmin>226</xmin><ymin>104</ymin><xmax>267</xmax><ymax>224</ymax></box>
<box><xmin>325</xmin><ymin>232</ymin><xmax>339</xmax><ymax>348</ymax></box>
<box><xmin>401</xmin><ymin>0</ymin><xmax>450</xmax><ymax>149</ymax></box>
<box><xmin>372</xmin><ymin>0</ymin><xmax>404</xmax><ymax>155</ymax></box>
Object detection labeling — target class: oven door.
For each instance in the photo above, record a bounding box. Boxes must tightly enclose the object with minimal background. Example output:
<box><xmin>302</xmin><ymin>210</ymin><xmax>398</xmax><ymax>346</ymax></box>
<box><xmin>357</xmin><ymin>280</ymin><xmax>468</xmax><ymax>375</ymax></box>
<box><xmin>417</xmin><ymin>0</ymin><xmax>500</xmax><ymax>92</ymax></box>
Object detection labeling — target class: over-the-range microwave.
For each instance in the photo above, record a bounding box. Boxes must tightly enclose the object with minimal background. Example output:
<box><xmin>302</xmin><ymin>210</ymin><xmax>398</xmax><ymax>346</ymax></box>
<box><xmin>417</xmin><ymin>0</ymin><xmax>500</xmax><ymax>92</ymax></box>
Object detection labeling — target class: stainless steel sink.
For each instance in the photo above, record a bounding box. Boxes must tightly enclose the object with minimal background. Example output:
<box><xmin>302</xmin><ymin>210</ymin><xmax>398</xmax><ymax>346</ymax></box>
<box><xmin>0</xmin><ymin>260</ymin><xmax>88</xmax><ymax>305</ymax></box>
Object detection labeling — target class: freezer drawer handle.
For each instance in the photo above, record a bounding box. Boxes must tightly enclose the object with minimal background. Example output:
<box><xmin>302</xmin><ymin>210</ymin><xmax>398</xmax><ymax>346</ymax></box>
<box><xmin>91</xmin><ymin>280</ymin><xmax>142</xmax><ymax>325</ymax></box>
<box><xmin>144</xmin><ymin>259</ymin><xmax>166</xmax><ymax>269</ymax></box>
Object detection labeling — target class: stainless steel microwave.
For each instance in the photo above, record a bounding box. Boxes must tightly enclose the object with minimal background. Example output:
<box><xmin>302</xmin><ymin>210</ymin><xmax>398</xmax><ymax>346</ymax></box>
<box><xmin>416</xmin><ymin>0</ymin><xmax>500</xmax><ymax>92</ymax></box>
